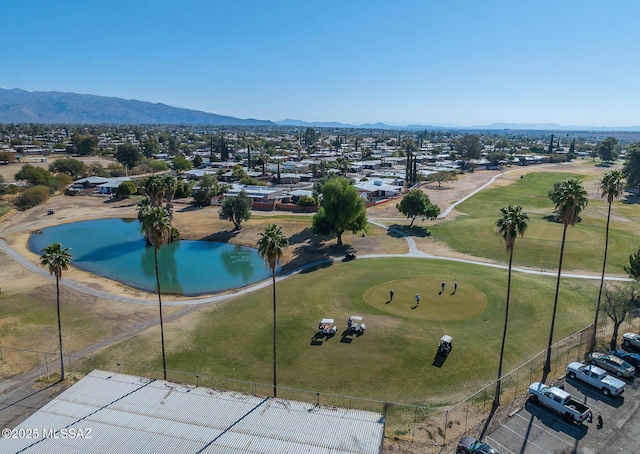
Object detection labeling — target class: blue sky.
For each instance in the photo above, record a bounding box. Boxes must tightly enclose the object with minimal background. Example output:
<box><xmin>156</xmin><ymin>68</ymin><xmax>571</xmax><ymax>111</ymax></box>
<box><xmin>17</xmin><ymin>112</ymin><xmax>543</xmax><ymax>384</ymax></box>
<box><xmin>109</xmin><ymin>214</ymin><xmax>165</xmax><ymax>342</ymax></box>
<box><xmin>2</xmin><ymin>1</ymin><xmax>638</xmax><ymax>127</ymax></box>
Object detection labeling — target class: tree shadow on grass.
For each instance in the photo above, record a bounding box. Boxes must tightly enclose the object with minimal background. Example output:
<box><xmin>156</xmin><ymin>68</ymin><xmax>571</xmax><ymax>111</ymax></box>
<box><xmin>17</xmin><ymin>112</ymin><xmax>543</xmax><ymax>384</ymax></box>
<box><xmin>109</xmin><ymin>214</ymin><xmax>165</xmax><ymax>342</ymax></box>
<box><xmin>543</xmin><ymin>215</ymin><xmax>584</xmax><ymax>224</ymax></box>
<box><xmin>177</xmin><ymin>204</ymin><xmax>203</xmax><ymax>212</ymax></box>
<box><xmin>284</xmin><ymin>227</ymin><xmax>351</xmax><ymax>274</ymax></box>
<box><xmin>198</xmin><ymin>229</ymin><xmax>239</xmax><ymax>243</ymax></box>
<box><xmin>388</xmin><ymin>223</ymin><xmax>431</xmax><ymax>238</ymax></box>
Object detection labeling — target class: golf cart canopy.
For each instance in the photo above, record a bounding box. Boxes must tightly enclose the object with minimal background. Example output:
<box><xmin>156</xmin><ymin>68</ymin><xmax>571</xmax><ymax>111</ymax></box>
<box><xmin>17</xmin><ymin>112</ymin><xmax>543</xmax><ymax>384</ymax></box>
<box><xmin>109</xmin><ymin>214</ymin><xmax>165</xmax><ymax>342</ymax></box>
<box><xmin>440</xmin><ymin>335</ymin><xmax>453</xmax><ymax>344</ymax></box>
<box><xmin>320</xmin><ymin>318</ymin><xmax>334</xmax><ymax>325</ymax></box>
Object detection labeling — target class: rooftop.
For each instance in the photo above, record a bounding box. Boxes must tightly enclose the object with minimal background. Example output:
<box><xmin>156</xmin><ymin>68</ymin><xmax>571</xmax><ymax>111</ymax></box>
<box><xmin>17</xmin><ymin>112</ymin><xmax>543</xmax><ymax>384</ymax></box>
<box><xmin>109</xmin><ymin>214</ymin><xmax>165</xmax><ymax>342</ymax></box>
<box><xmin>3</xmin><ymin>370</ymin><xmax>384</xmax><ymax>453</ymax></box>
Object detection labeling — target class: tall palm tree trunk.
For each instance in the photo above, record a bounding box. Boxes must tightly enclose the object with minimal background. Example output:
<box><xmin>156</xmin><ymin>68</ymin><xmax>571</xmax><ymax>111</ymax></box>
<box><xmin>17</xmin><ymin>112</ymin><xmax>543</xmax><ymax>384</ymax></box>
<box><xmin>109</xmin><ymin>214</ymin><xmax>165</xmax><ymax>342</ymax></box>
<box><xmin>56</xmin><ymin>276</ymin><xmax>65</xmax><ymax>381</ymax></box>
<box><xmin>590</xmin><ymin>200</ymin><xmax>613</xmax><ymax>352</ymax></box>
<box><xmin>543</xmin><ymin>224</ymin><xmax>568</xmax><ymax>382</ymax></box>
<box><xmin>272</xmin><ymin>272</ymin><xmax>277</xmax><ymax>398</ymax></box>
<box><xmin>493</xmin><ymin>248</ymin><xmax>514</xmax><ymax>409</ymax></box>
<box><xmin>155</xmin><ymin>247</ymin><xmax>167</xmax><ymax>381</ymax></box>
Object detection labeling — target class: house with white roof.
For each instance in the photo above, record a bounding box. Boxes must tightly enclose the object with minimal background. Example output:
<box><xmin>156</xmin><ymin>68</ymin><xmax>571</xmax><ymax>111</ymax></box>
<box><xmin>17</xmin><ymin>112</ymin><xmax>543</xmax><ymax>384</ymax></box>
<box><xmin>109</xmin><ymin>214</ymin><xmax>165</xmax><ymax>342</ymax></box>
<box><xmin>354</xmin><ymin>180</ymin><xmax>403</xmax><ymax>201</ymax></box>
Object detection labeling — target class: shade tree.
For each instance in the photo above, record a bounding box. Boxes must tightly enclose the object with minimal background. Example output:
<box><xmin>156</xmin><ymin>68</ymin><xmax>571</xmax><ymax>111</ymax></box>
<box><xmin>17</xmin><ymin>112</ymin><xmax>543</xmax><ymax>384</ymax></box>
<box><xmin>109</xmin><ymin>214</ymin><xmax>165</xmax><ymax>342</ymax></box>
<box><xmin>427</xmin><ymin>170</ymin><xmax>458</xmax><ymax>189</ymax></box>
<box><xmin>624</xmin><ymin>246</ymin><xmax>640</xmax><ymax>280</ymax></box>
<box><xmin>115</xmin><ymin>143</ymin><xmax>143</xmax><ymax>169</ymax></box>
<box><xmin>597</xmin><ymin>137</ymin><xmax>618</xmax><ymax>163</ymax></box>
<box><xmin>219</xmin><ymin>189</ymin><xmax>252</xmax><ymax>230</ymax></box>
<box><xmin>396</xmin><ymin>189</ymin><xmax>440</xmax><ymax>227</ymax></box>
<box><xmin>602</xmin><ymin>284</ymin><xmax>639</xmax><ymax>351</ymax></box>
<box><xmin>622</xmin><ymin>143</ymin><xmax>640</xmax><ymax>190</ymax></box>
<box><xmin>312</xmin><ymin>177</ymin><xmax>367</xmax><ymax>246</ymax></box>
<box><xmin>49</xmin><ymin>158</ymin><xmax>88</xmax><ymax>180</ymax></box>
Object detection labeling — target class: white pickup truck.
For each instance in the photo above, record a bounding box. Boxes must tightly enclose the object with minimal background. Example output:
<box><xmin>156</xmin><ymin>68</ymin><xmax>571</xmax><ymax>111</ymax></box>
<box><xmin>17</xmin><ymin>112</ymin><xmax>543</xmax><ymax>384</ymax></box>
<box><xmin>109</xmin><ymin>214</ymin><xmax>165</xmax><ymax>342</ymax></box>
<box><xmin>528</xmin><ymin>382</ymin><xmax>592</xmax><ymax>424</ymax></box>
<box><xmin>566</xmin><ymin>362</ymin><xmax>626</xmax><ymax>396</ymax></box>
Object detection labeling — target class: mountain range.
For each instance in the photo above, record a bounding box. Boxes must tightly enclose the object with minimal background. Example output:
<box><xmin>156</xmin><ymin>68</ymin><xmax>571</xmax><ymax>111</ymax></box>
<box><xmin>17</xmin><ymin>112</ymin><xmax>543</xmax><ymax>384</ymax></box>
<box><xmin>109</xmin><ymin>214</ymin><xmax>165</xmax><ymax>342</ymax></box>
<box><xmin>1</xmin><ymin>88</ymin><xmax>639</xmax><ymax>132</ymax></box>
<box><xmin>0</xmin><ymin>88</ymin><xmax>275</xmax><ymax>126</ymax></box>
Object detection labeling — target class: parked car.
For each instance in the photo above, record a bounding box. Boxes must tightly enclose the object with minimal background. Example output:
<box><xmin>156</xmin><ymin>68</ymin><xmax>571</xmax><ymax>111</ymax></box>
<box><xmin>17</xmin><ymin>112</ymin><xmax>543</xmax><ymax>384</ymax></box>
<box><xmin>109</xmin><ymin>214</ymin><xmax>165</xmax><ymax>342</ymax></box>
<box><xmin>622</xmin><ymin>332</ymin><xmax>640</xmax><ymax>350</ymax></box>
<box><xmin>457</xmin><ymin>436</ymin><xmax>500</xmax><ymax>454</ymax></box>
<box><xmin>565</xmin><ymin>362</ymin><xmax>625</xmax><ymax>396</ymax></box>
<box><xmin>611</xmin><ymin>350</ymin><xmax>640</xmax><ymax>374</ymax></box>
<box><xmin>587</xmin><ymin>352</ymin><xmax>635</xmax><ymax>378</ymax></box>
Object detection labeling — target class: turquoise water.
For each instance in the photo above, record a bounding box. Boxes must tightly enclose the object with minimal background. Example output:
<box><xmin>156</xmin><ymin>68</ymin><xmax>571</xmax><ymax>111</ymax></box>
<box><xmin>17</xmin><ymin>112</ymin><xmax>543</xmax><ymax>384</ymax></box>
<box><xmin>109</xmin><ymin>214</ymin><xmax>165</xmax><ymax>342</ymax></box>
<box><xmin>28</xmin><ymin>218</ymin><xmax>272</xmax><ymax>296</ymax></box>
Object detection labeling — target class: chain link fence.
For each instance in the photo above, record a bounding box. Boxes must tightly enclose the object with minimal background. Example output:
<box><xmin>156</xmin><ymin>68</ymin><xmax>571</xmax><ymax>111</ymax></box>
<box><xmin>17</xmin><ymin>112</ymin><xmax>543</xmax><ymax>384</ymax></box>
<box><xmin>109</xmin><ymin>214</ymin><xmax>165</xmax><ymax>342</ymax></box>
<box><xmin>0</xmin><ymin>345</ymin><xmax>95</xmax><ymax>384</ymax></box>
<box><xmin>2</xmin><ymin>310</ymin><xmax>639</xmax><ymax>453</ymax></box>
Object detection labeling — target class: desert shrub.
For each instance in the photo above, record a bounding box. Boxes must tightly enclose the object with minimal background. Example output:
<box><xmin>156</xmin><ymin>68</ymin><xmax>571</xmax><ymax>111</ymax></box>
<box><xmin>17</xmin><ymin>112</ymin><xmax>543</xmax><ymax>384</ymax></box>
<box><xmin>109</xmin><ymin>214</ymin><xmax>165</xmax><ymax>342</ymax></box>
<box><xmin>174</xmin><ymin>181</ymin><xmax>193</xmax><ymax>199</ymax></box>
<box><xmin>15</xmin><ymin>185</ymin><xmax>50</xmax><ymax>210</ymax></box>
<box><xmin>49</xmin><ymin>174</ymin><xmax>72</xmax><ymax>193</ymax></box>
<box><xmin>297</xmin><ymin>195</ymin><xmax>317</xmax><ymax>207</ymax></box>
<box><xmin>116</xmin><ymin>180</ymin><xmax>138</xmax><ymax>198</ymax></box>
<box><xmin>106</xmin><ymin>163</ymin><xmax>126</xmax><ymax>177</ymax></box>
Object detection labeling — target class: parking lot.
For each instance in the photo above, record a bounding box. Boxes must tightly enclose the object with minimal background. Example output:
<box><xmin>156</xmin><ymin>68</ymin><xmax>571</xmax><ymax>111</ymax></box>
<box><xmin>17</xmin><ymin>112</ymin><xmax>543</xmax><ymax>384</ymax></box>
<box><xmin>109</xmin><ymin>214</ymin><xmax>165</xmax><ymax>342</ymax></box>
<box><xmin>484</xmin><ymin>374</ymin><xmax>640</xmax><ymax>453</ymax></box>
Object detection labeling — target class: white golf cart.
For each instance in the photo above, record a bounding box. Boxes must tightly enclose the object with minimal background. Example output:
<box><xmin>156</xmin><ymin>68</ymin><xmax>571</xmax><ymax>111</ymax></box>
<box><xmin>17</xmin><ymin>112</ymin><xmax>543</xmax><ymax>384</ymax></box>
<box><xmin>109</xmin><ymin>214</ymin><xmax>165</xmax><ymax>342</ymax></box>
<box><xmin>437</xmin><ymin>334</ymin><xmax>453</xmax><ymax>357</ymax></box>
<box><xmin>317</xmin><ymin>318</ymin><xmax>338</xmax><ymax>336</ymax></box>
<box><xmin>347</xmin><ymin>315</ymin><xmax>366</xmax><ymax>334</ymax></box>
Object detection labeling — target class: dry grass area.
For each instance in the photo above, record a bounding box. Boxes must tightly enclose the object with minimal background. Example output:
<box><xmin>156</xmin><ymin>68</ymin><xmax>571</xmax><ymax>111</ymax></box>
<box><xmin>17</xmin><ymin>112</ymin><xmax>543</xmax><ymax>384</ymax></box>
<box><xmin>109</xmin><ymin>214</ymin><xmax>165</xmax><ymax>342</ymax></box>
<box><xmin>0</xmin><ymin>156</ymin><xmax>114</xmax><ymax>183</ymax></box>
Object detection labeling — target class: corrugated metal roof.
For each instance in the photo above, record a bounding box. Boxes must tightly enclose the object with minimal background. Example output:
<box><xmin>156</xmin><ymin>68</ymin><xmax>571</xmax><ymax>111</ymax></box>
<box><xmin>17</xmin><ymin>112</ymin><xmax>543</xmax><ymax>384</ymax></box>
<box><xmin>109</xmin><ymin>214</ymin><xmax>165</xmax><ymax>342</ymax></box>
<box><xmin>1</xmin><ymin>370</ymin><xmax>384</xmax><ymax>453</ymax></box>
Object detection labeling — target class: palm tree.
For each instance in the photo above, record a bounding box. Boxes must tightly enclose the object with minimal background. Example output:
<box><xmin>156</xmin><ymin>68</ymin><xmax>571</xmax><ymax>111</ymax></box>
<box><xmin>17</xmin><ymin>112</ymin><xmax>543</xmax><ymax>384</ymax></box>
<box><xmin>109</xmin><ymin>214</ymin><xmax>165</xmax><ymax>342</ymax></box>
<box><xmin>257</xmin><ymin>223</ymin><xmax>289</xmax><ymax>398</ymax></box>
<box><xmin>543</xmin><ymin>178</ymin><xmax>588</xmax><ymax>381</ymax></box>
<box><xmin>493</xmin><ymin>205</ymin><xmax>528</xmax><ymax>409</ymax></box>
<box><xmin>162</xmin><ymin>175</ymin><xmax>177</xmax><ymax>206</ymax></box>
<box><xmin>138</xmin><ymin>204</ymin><xmax>173</xmax><ymax>380</ymax></box>
<box><xmin>144</xmin><ymin>174</ymin><xmax>167</xmax><ymax>207</ymax></box>
<box><xmin>590</xmin><ymin>170</ymin><xmax>625</xmax><ymax>352</ymax></box>
<box><xmin>40</xmin><ymin>243</ymin><xmax>72</xmax><ymax>381</ymax></box>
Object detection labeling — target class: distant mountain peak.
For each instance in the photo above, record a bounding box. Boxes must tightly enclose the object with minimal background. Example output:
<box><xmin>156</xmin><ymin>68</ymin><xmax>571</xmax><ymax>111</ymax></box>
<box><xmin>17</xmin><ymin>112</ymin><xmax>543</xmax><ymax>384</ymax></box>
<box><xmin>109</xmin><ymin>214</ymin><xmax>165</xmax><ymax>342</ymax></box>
<box><xmin>0</xmin><ymin>88</ymin><xmax>275</xmax><ymax>126</ymax></box>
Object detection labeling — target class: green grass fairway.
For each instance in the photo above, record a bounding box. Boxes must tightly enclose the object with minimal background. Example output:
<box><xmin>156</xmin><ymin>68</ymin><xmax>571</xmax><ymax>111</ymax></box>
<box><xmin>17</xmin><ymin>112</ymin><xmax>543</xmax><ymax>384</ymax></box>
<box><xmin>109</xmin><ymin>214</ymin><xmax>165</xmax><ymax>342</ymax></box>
<box><xmin>430</xmin><ymin>171</ymin><xmax>640</xmax><ymax>273</ymax></box>
<box><xmin>0</xmin><ymin>203</ymin><xmax>10</xmax><ymax>218</ymax></box>
<box><xmin>94</xmin><ymin>257</ymin><xmax>599</xmax><ymax>405</ymax></box>
<box><xmin>364</xmin><ymin>279</ymin><xmax>487</xmax><ymax>321</ymax></box>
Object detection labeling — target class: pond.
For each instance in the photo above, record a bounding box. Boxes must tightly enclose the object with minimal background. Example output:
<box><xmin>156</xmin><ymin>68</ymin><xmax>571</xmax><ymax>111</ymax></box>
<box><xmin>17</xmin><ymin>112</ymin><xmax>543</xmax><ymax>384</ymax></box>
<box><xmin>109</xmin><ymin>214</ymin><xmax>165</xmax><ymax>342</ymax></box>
<box><xmin>28</xmin><ymin>218</ymin><xmax>272</xmax><ymax>296</ymax></box>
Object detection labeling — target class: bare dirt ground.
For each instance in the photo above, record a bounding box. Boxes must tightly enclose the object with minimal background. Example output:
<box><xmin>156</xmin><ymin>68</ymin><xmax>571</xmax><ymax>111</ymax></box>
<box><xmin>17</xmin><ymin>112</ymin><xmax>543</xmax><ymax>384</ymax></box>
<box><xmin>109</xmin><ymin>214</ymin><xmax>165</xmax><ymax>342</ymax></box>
<box><xmin>0</xmin><ymin>157</ymin><xmax>113</xmax><ymax>183</ymax></box>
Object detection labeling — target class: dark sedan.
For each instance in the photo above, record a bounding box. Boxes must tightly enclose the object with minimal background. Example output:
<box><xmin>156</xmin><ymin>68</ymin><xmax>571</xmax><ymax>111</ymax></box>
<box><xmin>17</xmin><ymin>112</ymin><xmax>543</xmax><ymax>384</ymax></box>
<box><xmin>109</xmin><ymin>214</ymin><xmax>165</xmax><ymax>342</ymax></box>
<box><xmin>611</xmin><ymin>350</ymin><xmax>640</xmax><ymax>374</ymax></box>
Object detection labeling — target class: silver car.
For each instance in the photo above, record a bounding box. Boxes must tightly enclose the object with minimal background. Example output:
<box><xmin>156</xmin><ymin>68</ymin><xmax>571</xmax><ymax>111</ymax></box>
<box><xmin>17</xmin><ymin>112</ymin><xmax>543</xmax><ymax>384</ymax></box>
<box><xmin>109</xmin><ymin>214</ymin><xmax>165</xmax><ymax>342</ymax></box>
<box><xmin>588</xmin><ymin>352</ymin><xmax>635</xmax><ymax>378</ymax></box>
<box><xmin>457</xmin><ymin>437</ymin><xmax>500</xmax><ymax>454</ymax></box>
